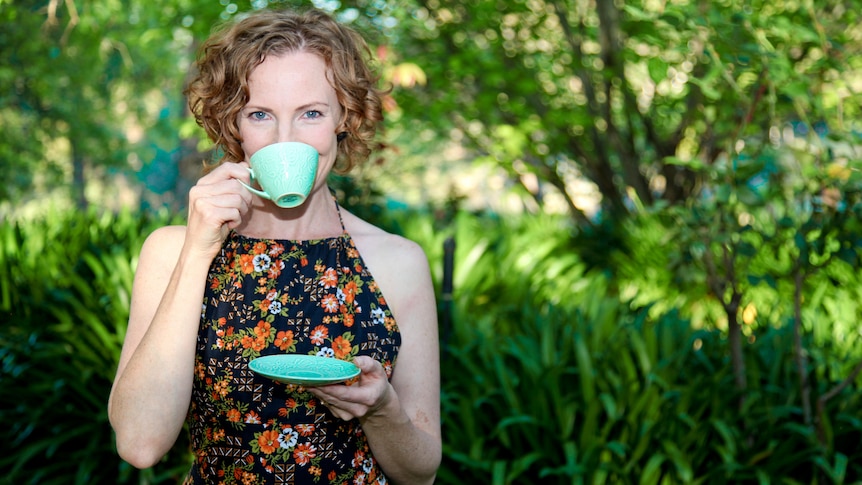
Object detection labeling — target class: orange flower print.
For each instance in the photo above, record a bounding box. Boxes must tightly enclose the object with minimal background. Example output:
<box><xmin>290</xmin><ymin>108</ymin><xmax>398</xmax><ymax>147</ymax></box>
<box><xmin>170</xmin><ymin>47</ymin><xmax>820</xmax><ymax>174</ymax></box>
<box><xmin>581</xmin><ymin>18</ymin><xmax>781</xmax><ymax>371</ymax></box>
<box><xmin>253</xmin><ymin>241</ymin><xmax>267</xmax><ymax>255</ymax></box>
<box><xmin>213</xmin><ymin>379</ymin><xmax>229</xmax><ymax>398</ymax></box>
<box><xmin>275</xmin><ymin>330</ymin><xmax>294</xmax><ymax>351</ymax></box>
<box><xmin>347</xmin><ymin>246</ymin><xmax>359</xmax><ymax>259</ymax></box>
<box><xmin>332</xmin><ymin>336</ymin><xmax>351</xmax><ymax>359</ymax></box>
<box><xmin>321</xmin><ymin>294</ymin><xmax>339</xmax><ymax>313</ymax></box>
<box><xmin>343</xmin><ymin>281</ymin><xmax>358</xmax><ymax>304</ymax></box>
<box><xmin>251</xmin><ymin>337</ymin><xmax>266</xmax><ymax>352</ymax></box>
<box><xmin>310</xmin><ymin>325</ymin><xmax>328</xmax><ymax>345</ymax></box>
<box><xmin>352</xmin><ymin>450</ymin><xmax>365</xmax><ymax>467</ymax></box>
<box><xmin>342</xmin><ymin>313</ymin><xmax>354</xmax><ymax>328</ymax></box>
<box><xmin>239</xmin><ymin>254</ymin><xmax>255</xmax><ymax>274</ymax></box>
<box><xmin>300</xmin><ymin>257</ymin><xmax>308</xmax><ymax>267</ymax></box>
<box><xmin>296</xmin><ymin>424</ymin><xmax>314</xmax><ymax>436</ymax></box>
<box><xmin>195</xmin><ymin>362</ymin><xmax>206</xmax><ymax>380</ymax></box>
<box><xmin>294</xmin><ymin>443</ymin><xmax>317</xmax><ymax>465</ymax></box>
<box><xmin>268</xmin><ymin>260</ymin><xmax>284</xmax><ymax>279</ymax></box>
<box><xmin>321</xmin><ymin>268</ymin><xmax>338</xmax><ymax>288</ymax></box>
<box><xmin>269</xmin><ymin>243</ymin><xmax>284</xmax><ymax>257</ymax></box>
<box><xmin>227</xmin><ymin>409</ymin><xmax>241</xmax><ymax>423</ymax></box>
<box><xmin>244</xmin><ymin>411</ymin><xmax>261</xmax><ymax>424</ymax></box>
<box><xmin>256</xmin><ymin>429</ymin><xmax>280</xmax><ymax>454</ymax></box>
<box><xmin>241</xmin><ymin>335</ymin><xmax>256</xmax><ymax>350</ymax></box>
<box><xmin>328</xmin><ymin>470</ymin><xmax>337</xmax><ymax>482</ymax></box>
<box><xmin>309</xmin><ymin>466</ymin><xmax>321</xmax><ymax>477</ymax></box>
<box><xmin>254</xmin><ymin>320</ymin><xmax>271</xmax><ymax>338</ymax></box>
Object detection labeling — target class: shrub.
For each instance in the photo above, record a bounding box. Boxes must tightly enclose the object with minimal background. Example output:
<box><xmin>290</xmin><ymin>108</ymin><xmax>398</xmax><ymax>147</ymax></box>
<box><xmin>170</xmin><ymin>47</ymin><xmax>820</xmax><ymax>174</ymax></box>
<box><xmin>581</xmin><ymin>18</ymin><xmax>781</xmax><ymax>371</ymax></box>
<box><xmin>1</xmin><ymin>208</ymin><xmax>860</xmax><ymax>484</ymax></box>
<box><xmin>0</xmin><ymin>209</ymin><xmax>189</xmax><ymax>484</ymax></box>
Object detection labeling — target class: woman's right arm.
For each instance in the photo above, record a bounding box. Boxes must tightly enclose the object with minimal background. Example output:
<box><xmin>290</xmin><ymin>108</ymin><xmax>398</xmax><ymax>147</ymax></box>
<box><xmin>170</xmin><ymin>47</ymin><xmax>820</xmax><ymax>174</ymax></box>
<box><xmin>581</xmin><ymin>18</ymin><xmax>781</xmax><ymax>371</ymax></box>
<box><xmin>108</xmin><ymin>163</ymin><xmax>252</xmax><ymax>468</ymax></box>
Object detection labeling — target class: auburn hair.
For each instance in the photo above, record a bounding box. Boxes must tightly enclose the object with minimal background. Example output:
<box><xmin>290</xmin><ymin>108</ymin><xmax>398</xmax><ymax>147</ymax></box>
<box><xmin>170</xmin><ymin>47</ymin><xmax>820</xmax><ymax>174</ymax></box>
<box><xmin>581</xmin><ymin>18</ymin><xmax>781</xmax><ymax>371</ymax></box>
<box><xmin>186</xmin><ymin>8</ymin><xmax>385</xmax><ymax>173</ymax></box>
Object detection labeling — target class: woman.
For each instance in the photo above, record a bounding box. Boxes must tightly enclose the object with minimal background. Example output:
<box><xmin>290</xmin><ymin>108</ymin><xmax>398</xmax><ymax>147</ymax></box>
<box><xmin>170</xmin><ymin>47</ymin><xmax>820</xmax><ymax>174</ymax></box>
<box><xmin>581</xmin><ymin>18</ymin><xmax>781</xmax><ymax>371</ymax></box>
<box><xmin>108</xmin><ymin>8</ymin><xmax>441</xmax><ymax>485</ymax></box>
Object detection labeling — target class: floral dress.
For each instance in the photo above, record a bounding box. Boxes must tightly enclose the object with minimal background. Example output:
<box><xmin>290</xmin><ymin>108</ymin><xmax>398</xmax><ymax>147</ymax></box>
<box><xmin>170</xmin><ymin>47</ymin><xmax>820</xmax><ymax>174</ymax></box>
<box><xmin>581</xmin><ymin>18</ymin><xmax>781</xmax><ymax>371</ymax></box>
<box><xmin>183</xmin><ymin>210</ymin><xmax>400</xmax><ymax>485</ymax></box>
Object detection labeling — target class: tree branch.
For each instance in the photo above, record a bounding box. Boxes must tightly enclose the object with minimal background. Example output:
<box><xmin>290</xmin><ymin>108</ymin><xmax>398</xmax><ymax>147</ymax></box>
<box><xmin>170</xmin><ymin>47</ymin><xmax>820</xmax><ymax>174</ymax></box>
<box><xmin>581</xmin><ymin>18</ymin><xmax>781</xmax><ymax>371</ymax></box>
<box><xmin>551</xmin><ymin>0</ymin><xmax>626</xmax><ymax>215</ymax></box>
<box><xmin>816</xmin><ymin>359</ymin><xmax>862</xmax><ymax>445</ymax></box>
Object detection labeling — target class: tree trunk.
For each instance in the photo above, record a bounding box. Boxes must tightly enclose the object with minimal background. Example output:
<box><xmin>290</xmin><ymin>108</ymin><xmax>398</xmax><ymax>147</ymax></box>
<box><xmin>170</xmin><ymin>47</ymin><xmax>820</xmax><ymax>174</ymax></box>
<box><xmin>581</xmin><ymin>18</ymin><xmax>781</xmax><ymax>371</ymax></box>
<box><xmin>792</xmin><ymin>268</ymin><xmax>812</xmax><ymax>425</ymax></box>
<box><xmin>725</xmin><ymin>297</ymin><xmax>746</xmax><ymax>394</ymax></box>
<box><xmin>71</xmin><ymin>140</ymin><xmax>88</xmax><ymax>210</ymax></box>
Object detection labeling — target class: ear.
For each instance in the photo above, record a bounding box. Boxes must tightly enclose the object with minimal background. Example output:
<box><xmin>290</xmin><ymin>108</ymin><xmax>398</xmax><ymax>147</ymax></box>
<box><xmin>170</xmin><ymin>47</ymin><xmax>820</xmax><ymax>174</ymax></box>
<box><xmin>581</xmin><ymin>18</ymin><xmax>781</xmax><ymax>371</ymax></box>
<box><xmin>337</xmin><ymin>132</ymin><xmax>348</xmax><ymax>142</ymax></box>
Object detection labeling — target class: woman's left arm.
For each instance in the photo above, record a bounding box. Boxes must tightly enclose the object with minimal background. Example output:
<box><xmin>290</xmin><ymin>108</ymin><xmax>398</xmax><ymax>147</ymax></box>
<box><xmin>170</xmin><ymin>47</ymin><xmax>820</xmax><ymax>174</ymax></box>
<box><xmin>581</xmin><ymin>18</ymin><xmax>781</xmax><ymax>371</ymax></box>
<box><xmin>310</xmin><ymin>234</ymin><xmax>442</xmax><ymax>485</ymax></box>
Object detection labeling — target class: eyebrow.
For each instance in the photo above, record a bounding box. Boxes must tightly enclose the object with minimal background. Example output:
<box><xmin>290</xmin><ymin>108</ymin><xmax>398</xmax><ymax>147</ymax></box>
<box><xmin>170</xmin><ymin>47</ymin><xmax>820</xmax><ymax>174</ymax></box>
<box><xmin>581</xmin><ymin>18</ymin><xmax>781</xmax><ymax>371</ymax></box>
<box><xmin>294</xmin><ymin>102</ymin><xmax>330</xmax><ymax>112</ymax></box>
<box><xmin>240</xmin><ymin>101</ymin><xmax>330</xmax><ymax>113</ymax></box>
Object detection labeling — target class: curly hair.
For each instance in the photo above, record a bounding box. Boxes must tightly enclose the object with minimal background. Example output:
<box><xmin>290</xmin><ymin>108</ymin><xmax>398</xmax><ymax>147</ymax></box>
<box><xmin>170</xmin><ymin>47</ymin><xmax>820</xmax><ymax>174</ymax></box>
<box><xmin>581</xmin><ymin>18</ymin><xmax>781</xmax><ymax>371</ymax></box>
<box><xmin>185</xmin><ymin>8</ymin><xmax>385</xmax><ymax>173</ymax></box>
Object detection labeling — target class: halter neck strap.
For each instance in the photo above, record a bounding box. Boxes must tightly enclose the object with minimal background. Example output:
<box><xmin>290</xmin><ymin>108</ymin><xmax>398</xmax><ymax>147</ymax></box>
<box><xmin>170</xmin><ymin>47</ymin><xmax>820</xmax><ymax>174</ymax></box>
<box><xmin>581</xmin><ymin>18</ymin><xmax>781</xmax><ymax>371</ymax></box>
<box><xmin>333</xmin><ymin>194</ymin><xmax>347</xmax><ymax>234</ymax></box>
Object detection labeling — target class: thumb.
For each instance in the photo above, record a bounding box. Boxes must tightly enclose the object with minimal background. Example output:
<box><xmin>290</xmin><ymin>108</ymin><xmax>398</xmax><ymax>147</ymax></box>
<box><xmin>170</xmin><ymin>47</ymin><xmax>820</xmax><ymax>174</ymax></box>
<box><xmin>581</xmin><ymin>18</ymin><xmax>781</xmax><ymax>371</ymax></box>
<box><xmin>353</xmin><ymin>355</ymin><xmax>381</xmax><ymax>374</ymax></box>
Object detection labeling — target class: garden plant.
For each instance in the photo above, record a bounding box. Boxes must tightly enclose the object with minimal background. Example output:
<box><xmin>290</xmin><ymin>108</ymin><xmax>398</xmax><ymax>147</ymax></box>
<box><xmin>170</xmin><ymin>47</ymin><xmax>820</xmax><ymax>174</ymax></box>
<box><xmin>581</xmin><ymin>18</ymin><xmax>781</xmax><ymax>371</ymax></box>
<box><xmin>2</xmin><ymin>0</ymin><xmax>862</xmax><ymax>483</ymax></box>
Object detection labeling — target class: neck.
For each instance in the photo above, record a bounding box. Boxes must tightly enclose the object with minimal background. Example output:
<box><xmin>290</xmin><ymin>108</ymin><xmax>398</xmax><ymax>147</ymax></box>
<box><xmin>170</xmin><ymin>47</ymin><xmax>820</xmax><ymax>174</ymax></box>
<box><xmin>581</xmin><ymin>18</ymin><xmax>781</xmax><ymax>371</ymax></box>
<box><xmin>234</xmin><ymin>186</ymin><xmax>343</xmax><ymax>240</ymax></box>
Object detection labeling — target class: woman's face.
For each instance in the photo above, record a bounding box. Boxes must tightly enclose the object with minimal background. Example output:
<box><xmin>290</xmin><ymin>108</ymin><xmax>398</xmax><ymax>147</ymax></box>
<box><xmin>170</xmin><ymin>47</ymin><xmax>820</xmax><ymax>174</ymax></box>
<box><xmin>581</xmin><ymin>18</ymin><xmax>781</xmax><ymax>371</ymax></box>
<box><xmin>238</xmin><ymin>51</ymin><xmax>342</xmax><ymax>187</ymax></box>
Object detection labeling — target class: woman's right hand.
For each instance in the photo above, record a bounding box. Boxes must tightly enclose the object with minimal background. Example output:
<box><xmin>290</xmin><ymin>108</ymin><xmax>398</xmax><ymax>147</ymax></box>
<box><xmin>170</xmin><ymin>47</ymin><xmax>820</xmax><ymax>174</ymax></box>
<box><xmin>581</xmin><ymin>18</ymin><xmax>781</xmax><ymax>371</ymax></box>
<box><xmin>185</xmin><ymin>162</ymin><xmax>254</xmax><ymax>258</ymax></box>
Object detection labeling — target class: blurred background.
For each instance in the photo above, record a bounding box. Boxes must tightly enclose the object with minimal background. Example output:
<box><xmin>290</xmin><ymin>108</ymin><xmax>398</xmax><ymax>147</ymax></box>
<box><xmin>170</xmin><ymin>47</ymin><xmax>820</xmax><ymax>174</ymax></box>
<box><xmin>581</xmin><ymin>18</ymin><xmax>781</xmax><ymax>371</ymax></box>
<box><xmin>3</xmin><ymin>0</ymin><xmax>862</xmax><ymax>483</ymax></box>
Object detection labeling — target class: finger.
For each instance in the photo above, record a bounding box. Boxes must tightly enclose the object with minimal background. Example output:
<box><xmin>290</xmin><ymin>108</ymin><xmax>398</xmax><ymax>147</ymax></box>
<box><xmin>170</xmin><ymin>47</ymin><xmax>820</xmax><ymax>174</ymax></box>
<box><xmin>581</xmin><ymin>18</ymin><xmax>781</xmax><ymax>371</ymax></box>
<box><xmin>198</xmin><ymin>161</ymin><xmax>251</xmax><ymax>183</ymax></box>
<box><xmin>352</xmin><ymin>356</ymin><xmax>386</xmax><ymax>380</ymax></box>
<box><xmin>190</xmin><ymin>179</ymin><xmax>253</xmax><ymax>214</ymax></box>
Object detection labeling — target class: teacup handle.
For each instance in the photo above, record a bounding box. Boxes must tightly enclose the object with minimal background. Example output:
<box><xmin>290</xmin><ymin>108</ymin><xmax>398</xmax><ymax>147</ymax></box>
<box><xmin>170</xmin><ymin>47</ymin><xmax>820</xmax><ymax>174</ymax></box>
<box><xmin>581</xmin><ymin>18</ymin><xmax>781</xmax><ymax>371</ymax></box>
<box><xmin>237</xmin><ymin>167</ymin><xmax>271</xmax><ymax>200</ymax></box>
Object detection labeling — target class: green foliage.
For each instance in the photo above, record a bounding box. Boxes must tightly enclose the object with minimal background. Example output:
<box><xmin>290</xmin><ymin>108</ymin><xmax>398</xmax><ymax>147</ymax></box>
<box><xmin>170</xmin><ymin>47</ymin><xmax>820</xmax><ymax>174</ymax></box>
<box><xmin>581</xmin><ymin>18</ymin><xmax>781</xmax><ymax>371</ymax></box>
<box><xmin>1</xmin><ymin>208</ymin><xmax>861</xmax><ymax>483</ymax></box>
<box><xmin>409</xmin><ymin>209</ymin><xmax>862</xmax><ymax>484</ymax></box>
<box><xmin>388</xmin><ymin>0</ymin><xmax>862</xmax><ymax>220</ymax></box>
<box><xmin>0</xmin><ymin>0</ymin><xmax>236</xmax><ymax>206</ymax></box>
<box><xmin>0</xmin><ymin>209</ymin><xmax>188</xmax><ymax>484</ymax></box>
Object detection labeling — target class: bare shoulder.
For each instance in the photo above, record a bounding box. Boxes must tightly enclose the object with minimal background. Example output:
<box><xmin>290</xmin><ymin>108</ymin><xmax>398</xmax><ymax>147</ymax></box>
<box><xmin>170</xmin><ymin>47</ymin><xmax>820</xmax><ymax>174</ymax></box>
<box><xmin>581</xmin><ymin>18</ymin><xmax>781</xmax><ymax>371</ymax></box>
<box><xmin>341</xmin><ymin>211</ymin><xmax>429</xmax><ymax>275</ymax></box>
<box><xmin>139</xmin><ymin>225</ymin><xmax>187</xmax><ymax>266</ymax></box>
<box><xmin>130</xmin><ymin>225</ymin><xmax>189</xmax><ymax>291</ymax></box>
<box><xmin>340</xmin><ymin>211</ymin><xmax>434</xmax><ymax>316</ymax></box>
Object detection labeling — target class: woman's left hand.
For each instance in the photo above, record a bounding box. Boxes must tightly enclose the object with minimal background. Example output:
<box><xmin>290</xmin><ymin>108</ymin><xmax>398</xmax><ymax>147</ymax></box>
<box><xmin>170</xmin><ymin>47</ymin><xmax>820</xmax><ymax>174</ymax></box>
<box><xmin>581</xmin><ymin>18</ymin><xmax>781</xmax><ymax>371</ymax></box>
<box><xmin>308</xmin><ymin>355</ymin><xmax>393</xmax><ymax>421</ymax></box>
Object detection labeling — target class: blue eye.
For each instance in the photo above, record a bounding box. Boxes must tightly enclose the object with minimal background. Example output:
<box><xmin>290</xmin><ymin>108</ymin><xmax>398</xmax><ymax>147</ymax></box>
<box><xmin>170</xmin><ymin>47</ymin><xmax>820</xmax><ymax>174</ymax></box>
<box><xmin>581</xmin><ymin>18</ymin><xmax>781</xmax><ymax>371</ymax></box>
<box><xmin>304</xmin><ymin>110</ymin><xmax>322</xmax><ymax>119</ymax></box>
<box><xmin>251</xmin><ymin>111</ymin><xmax>267</xmax><ymax>120</ymax></box>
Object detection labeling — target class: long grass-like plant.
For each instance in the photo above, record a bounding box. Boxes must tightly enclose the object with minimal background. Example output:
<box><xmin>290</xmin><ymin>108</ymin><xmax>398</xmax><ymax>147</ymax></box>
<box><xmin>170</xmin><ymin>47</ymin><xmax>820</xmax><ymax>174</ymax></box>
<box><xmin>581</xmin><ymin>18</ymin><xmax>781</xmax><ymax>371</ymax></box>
<box><xmin>0</xmin><ymin>209</ymin><xmax>189</xmax><ymax>484</ymax></box>
<box><xmin>2</xmin><ymin>206</ymin><xmax>861</xmax><ymax>483</ymax></box>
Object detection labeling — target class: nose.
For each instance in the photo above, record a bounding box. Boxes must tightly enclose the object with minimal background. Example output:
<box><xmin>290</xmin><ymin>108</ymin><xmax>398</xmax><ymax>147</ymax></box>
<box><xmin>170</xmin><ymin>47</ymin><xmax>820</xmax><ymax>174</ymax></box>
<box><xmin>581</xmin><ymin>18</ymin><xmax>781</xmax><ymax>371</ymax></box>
<box><xmin>276</xmin><ymin>124</ymin><xmax>295</xmax><ymax>144</ymax></box>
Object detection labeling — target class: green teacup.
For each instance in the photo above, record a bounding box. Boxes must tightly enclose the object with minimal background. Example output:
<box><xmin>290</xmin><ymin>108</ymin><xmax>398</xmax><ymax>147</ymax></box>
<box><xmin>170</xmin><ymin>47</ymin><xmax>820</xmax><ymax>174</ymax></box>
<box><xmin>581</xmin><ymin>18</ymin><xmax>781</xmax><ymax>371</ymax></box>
<box><xmin>240</xmin><ymin>142</ymin><xmax>319</xmax><ymax>208</ymax></box>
